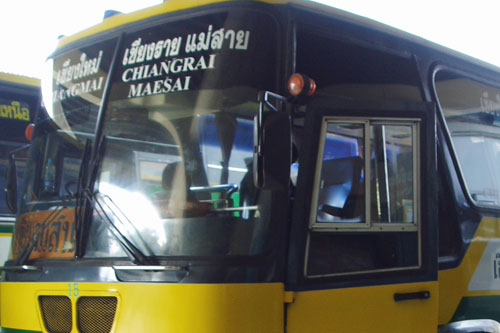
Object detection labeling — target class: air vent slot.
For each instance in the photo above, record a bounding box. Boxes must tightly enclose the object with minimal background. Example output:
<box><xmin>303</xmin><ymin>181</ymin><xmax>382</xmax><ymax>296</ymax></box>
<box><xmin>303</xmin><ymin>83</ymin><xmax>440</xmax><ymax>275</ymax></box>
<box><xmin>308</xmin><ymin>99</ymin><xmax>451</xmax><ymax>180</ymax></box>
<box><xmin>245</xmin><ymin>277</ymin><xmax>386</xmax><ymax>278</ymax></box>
<box><xmin>39</xmin><ymin>296</ymin><xmax>72</xmax><ymax>333</ymax></box>
<box><xmin>77</xmin><ymin>296</ymin><xmax>118</xmax><ymax>333</ymax></box>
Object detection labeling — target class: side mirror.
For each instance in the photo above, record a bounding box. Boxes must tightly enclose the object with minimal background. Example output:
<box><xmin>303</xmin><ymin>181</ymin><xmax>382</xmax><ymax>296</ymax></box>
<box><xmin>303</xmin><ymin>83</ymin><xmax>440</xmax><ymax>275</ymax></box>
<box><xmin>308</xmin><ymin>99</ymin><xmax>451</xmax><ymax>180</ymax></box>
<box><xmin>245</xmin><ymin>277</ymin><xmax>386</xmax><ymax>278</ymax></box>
<box><xmin>5</xmin><ymin>153</ymin><xmax>18</xmax><ymax>214</ymax></box>
<box><xmin>253</xmin><ymin>91</ymin><xmax>291</xmax><ymax>190</ymax></box>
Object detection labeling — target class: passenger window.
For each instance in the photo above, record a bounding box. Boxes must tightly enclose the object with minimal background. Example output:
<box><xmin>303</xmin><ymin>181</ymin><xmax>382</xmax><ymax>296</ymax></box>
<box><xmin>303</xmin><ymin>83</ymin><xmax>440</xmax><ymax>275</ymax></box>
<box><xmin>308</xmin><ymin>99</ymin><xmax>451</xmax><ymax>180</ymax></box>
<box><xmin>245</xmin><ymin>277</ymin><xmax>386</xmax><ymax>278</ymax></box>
<box><xmin>307</xmin><ymin>118</ymin><xmax>420</xmax><ymax>277</ymax></box>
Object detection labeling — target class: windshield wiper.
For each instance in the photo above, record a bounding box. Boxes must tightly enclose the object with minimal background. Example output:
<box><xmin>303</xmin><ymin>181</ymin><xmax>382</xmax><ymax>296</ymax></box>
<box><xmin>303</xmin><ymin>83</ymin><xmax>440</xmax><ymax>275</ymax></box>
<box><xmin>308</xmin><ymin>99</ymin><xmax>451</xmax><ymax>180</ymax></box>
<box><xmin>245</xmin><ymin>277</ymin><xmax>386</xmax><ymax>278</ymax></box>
<box><xmin>85</xmin><ymin>190</ymin><xmax>157</xmax><ymax>265</ymax></box>
<box><xmin>74</xmin><ymin>139</ymin><xmax>92</xmax><ymax>258</ymax></box>
<box><xmin>74</xmin><ymin>134</ymin><xmax>156</xmax><ymax>265</ymax></box>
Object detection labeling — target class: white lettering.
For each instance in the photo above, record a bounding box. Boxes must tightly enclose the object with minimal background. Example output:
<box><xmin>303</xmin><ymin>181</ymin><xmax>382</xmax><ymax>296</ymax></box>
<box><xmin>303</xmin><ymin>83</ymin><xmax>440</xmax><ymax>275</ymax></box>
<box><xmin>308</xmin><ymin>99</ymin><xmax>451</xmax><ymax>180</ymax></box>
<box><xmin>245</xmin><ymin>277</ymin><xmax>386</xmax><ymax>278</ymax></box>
<box><xmin>52</xmin><ymin>76</ymin><xmax>106</xmax><ymax>102</ymax></box>
<box><xmin>122</xmin><ymin>55</ymin><xmax>216</xmax><ymax>84</ymax></box>
<box><xmin>127</xmin><ymin>76</ymin><xmax>191</xmax><ymax>98</ymax></box>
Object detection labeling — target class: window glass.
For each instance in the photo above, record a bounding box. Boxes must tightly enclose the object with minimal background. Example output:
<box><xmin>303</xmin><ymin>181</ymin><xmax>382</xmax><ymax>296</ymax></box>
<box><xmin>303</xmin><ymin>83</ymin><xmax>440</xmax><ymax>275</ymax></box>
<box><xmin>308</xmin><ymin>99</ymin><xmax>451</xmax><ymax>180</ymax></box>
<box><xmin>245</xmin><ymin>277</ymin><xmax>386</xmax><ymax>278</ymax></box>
<box><xmin>296</xmin><ymin>30</ymin><xmax>423</xmax><ymax>103</ymax></box>
<box><xmin>312</xmin><ymin>119</ymin><xmax>417</xmax><ymax>228</ymax></box>
<box><xmin>12</xmin><ymin>38</ymin><xmax>117</xmax><ymax>261</ymax></box>
<box><xmin>371</xmin><ymin>124</ymin><xmax>414</xmax><ymax>223</ymax></box>
<box><xmin>85</xmin><ymin>11</ymin><xmax>278</xmax><ymax>258</ymax></box>
<box><xmin>307</xmin><ymin>232</ymin><xmax>419</xmax><ymax>276</ymax></box>
<box><xmin>316</xmin><ymin>122</ymin><xmax>365</xmax><ymax>223</ymax></box>
<box><xmin>435</xmin><ymin>71</ymin><xmax>500</xmax><ymax>207</ymax></box>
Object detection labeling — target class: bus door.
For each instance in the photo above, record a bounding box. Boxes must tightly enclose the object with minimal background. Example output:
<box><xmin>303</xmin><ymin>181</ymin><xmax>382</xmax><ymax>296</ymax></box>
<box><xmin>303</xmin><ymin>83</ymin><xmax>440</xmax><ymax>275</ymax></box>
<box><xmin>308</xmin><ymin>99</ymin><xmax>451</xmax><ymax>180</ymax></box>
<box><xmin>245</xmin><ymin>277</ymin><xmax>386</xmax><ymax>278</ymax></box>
<box><xmin>286</xmin><ymin>98</ymin><xmax>438</xmax><ymax>332</ymax></box>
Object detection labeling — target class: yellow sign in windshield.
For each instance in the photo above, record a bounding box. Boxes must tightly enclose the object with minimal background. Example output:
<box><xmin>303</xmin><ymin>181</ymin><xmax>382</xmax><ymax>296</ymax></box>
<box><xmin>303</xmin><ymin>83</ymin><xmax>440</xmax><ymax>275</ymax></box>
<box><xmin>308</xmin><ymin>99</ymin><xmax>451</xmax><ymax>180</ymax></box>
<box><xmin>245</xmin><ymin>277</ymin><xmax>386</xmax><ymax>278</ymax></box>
<box><xmin>12</xmin><ymin>208</ymin><xmax>76</xmax><ymax>260</ymax></box>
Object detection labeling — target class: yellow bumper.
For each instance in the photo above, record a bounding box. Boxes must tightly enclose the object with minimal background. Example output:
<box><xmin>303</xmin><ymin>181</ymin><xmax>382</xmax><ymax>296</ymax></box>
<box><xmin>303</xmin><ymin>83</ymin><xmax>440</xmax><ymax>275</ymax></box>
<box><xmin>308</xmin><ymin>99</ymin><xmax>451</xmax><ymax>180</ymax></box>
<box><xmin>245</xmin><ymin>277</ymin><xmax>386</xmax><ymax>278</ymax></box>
<box><xmin>1</xmin><ymin>281</ymin><xmax>285</xmax><ymax>332</ymax></box>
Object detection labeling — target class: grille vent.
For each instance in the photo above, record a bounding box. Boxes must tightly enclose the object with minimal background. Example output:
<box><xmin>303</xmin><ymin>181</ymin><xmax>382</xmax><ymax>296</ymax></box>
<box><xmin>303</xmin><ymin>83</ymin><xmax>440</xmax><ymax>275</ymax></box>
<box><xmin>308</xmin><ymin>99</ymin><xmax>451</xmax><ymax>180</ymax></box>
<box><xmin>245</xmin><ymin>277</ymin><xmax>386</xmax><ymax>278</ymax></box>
<box><xmin>38</xmin><ymin>295</ymin><xmax>117</xmax><ymax>333</ymax></box>
<box><xmin>39</xmin><ymin>296</ymin><xmax>72</xmax><ymax>333</ymax></box>
<box><xmin>77</xmin><ymin>296</ymin><xmax>118</xmax><ymax>333</ymax></box>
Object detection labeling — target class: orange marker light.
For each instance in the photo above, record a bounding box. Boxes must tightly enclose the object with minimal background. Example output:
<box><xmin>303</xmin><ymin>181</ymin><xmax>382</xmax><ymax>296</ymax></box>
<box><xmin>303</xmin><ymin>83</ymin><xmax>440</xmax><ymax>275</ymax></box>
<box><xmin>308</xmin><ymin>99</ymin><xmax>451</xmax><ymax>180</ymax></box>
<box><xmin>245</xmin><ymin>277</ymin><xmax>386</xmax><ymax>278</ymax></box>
<box><xmin>287</xmin><ymin>73</ymin><xmax>316</xmax><ymax>97</ymax></box>
<box><xmin>25</xmin><ymin>123</ymin><xmax>34</xmax><ymax>142</ymax></box>
<box><xmin>288</xmin><ymin>73</ymin><xmax>306</xmax><ymax>96</ymax></box>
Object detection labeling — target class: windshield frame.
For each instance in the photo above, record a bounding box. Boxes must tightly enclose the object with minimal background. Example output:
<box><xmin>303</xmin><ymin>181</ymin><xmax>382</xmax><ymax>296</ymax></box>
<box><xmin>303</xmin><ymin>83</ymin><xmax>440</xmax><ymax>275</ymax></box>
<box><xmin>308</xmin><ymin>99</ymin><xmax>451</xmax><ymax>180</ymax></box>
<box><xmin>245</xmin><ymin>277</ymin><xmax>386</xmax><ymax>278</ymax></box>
<box><xmin>13</xmin><ymin>4</ymin><xmax>287</xmax><ymax>269</ymax></box>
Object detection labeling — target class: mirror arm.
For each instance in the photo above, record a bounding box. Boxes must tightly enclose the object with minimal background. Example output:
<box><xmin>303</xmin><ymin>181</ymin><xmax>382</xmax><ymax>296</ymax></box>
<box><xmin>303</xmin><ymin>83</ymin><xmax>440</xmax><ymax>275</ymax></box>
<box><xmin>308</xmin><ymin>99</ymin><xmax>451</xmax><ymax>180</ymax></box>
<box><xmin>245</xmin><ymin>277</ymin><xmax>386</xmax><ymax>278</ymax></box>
<box><xmin>5</xmin><ymin>144</ymin><xmax>29</xmax><ymax>214</ymax></box>
<box><xmin>254</xmin><ymin>91</ymin><xmax>291</xmax><ymax>190</ymax></box>
<box><xmin>256</xmin><ymin>91</ymin><xmax>288</xmax><ymax>157</ymax></box>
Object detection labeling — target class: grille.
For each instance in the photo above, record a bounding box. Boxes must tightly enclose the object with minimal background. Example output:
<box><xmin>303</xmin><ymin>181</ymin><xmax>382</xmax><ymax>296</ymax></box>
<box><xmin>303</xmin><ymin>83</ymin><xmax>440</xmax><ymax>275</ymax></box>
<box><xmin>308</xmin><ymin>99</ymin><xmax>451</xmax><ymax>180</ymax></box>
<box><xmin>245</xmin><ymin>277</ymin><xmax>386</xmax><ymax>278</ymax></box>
<box><xmin>77</xmin><ymin>296</ymin><xmax>117</xmax><ymax>333</ymax></box>
<box><xmin>39</xmin><ymin>296</ymin><xmax>72</xmax><ymax>333</ymax></box>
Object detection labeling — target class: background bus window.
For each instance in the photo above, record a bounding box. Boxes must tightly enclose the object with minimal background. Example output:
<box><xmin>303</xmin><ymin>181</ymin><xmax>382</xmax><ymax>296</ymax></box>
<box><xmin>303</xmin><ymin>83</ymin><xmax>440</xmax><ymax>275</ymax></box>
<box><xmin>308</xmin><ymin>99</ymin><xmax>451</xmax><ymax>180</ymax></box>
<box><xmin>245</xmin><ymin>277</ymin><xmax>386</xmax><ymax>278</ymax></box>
<box><xmin>435</xmin><ymin>71</ymin><xmax>500</xmax><ymax>207</ymax></box>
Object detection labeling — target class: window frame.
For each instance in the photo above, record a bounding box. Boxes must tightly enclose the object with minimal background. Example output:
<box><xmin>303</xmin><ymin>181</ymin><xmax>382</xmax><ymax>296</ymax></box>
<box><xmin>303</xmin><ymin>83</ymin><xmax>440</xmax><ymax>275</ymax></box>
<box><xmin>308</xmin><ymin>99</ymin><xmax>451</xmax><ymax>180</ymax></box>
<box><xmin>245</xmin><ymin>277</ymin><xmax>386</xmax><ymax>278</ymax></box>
<box><xmin>309</xmin><ymin>117</ymin><xmax>421</xmax><ymax>233</ymax></box>
<box><xmin>306</xmin><ymin>117</ymin><xmax>422</xmax><ymax>278</ymax></box>
<box><xmin>433</xmin><ymin>66</ymin><xmax>500</xmax><ymax>212</ymax></box>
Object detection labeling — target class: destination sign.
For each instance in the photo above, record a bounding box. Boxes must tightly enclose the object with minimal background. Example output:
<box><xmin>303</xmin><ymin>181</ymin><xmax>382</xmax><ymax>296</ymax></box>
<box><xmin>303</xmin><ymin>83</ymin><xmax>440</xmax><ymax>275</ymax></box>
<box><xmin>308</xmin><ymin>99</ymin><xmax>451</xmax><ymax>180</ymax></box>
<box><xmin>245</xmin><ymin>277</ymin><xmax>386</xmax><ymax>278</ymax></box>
<box><xmin>12</xmin><ymin>208</ymin><xmax>76</xmax><ymax>260</ymax></box>
<box><xmin>118</xmin><ymin>23</ymin><xmax>251</xmax><ymax>99</ymax></box>
<box><xmin>50</xmin><ymin>12</ymin><xmax>277</xmax><ymax>106</ymax></box>
<box><xmin>51</xmin><ymin>39</ymin><xmax>116</xmax><ymax>105</ymax></box>
<box><xmin>480</xmin><ymin>91</ymin><xmax>500</xmax><ymax>116</ymax></box>
<box><xmin>0</xmin><ymin>99</ymin><xmax>30</xmax><ymax>121</ymax></box>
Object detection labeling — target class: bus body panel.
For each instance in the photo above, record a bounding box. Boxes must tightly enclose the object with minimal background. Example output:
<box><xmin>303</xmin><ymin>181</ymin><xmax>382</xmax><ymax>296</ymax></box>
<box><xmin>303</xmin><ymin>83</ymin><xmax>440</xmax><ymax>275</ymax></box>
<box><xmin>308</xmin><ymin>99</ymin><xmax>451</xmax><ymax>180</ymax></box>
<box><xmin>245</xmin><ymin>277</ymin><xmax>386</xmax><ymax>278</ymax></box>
<box><xmin>287</xmin><ymin>281</ymin><xmax>439</xmax><ymax>332</ymax></box>
<box><xmin>439</xmin><ymin>216</ymin><xmax>500</xmax><ymax>323</ymax></box>
<box><xmin>1</xmin><ymin>282</ymin><xmax>284</xmax><ymax>332</ymax></box>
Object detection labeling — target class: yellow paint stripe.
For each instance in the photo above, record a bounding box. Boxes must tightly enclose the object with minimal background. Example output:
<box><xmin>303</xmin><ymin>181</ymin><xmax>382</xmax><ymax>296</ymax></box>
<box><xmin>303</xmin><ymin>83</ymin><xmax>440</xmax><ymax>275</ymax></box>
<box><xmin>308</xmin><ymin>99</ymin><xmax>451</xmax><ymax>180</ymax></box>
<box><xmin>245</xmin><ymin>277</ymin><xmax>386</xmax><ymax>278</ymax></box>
<box><xmin>57</xmin><ymin>0</ymin><xmax>338</xmax><ymax>48</ymax></box>
<box><xmin>0</xmin><ymin>72</ymin><xmax>40</xmax><ymax>87</ymax></box>
<box><xmin>58</xmin><ymin>0</ymin><xmax>239</xmax><ymax>48</ymax></box>
<box><xmin>438</xmin><ymin>217</ymin><xmax>500</xmax><ymax>324</ymax></box>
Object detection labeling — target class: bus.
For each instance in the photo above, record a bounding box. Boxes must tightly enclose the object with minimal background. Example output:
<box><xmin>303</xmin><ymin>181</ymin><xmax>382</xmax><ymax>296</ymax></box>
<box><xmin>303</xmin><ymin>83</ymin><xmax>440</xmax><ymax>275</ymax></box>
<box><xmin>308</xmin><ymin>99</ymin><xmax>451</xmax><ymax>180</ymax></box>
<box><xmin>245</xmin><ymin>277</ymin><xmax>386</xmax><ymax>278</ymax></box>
<box><xmin>2</xmin><ymin>0</ymin><xmax>500</xmax><ymax>332</ymax></box>
<box><xmin>0</xmin><ymin>73</ymin><xmax>39</xmax><ymax>266</ymax></box>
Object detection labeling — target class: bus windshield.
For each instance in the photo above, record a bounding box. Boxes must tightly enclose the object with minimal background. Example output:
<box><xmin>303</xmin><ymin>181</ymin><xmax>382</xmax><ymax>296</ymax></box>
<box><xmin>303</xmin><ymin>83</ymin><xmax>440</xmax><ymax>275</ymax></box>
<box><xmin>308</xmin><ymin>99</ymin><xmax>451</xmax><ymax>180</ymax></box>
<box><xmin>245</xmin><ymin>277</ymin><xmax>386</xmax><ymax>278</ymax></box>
<box><xmin>12</xmin><ymin>10</ymin><xmax>278</xmax><ymax>261</ymax></box>
<box><xmin>435</xmin><ymin>70</ymin><xmax>500</xmax><ymax>207</ymax></box>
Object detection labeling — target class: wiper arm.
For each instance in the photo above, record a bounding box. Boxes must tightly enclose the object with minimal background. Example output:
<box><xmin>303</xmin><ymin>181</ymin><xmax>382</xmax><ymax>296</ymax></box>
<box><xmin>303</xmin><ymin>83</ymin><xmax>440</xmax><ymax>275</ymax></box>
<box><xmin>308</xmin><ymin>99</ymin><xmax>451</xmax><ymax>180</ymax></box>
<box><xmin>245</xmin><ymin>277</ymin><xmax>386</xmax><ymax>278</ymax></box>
<box><xmin>75</xmin><ymin>139</ymin><xmax>92</xmax><ymax>258</ymax></box>
<box><xmin>86</xmin><ymin>190</ymin><xmax>157</xmax><ymax>265</ymax></box>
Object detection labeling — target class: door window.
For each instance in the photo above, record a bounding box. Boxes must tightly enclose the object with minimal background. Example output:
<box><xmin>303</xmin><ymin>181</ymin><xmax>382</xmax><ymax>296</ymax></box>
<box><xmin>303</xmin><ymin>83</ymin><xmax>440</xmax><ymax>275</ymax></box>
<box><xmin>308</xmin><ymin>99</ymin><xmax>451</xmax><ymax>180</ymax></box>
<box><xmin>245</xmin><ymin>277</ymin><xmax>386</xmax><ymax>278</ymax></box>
<box><xmin>307</xmin><ymin>117</ymin><xmax>420</xmax><ymax>277</ymax></box>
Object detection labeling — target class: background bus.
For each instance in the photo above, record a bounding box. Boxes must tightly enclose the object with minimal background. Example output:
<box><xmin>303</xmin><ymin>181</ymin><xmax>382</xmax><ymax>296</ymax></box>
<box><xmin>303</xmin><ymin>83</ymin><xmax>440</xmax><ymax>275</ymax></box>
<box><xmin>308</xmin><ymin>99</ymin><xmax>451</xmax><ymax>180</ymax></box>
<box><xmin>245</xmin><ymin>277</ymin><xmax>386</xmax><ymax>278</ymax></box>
<box><xmin>0</xmin><ymin>72</ymin><xmax>40</xmax><ymax>265</ymax></box>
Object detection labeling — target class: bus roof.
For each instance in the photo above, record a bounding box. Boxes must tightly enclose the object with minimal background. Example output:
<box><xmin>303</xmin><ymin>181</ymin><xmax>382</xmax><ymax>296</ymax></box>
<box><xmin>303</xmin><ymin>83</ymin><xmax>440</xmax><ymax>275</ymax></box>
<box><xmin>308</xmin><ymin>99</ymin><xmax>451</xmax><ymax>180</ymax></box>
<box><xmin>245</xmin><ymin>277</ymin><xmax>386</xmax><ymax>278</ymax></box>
<box><xmin>0</xmin><ymin>72</ymin><xmax>40</xmax><ymax>88</ymax></box>
<box><xmin>56</xmin><ymin>0</ymin><xmax>500</xmax><ymax>75</ymax></box>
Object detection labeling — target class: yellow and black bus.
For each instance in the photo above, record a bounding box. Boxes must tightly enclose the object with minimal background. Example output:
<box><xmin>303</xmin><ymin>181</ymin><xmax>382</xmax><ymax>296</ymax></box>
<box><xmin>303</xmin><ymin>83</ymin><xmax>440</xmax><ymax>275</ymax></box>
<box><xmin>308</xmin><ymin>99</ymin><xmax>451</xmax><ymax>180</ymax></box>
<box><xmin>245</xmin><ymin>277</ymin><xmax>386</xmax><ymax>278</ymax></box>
<box><xmin>0</xmin><ymin>72</ymin><xmax>39</xmax><ymax>266</ymax></box>
<box><xmin>2</xmin><ymin>0</ymin><xmax>500</xmax><ymax>332</ymax></box>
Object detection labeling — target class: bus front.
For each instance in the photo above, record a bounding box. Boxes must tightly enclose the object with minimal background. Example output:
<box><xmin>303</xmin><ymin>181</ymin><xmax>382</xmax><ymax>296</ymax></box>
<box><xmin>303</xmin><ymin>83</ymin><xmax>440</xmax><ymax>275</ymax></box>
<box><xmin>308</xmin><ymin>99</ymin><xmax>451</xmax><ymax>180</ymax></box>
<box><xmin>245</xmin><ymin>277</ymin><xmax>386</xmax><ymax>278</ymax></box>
<box><xmin>1</xmin><ymin>5</ymin><xmax>289</xmax><ymax>332</ymax></box>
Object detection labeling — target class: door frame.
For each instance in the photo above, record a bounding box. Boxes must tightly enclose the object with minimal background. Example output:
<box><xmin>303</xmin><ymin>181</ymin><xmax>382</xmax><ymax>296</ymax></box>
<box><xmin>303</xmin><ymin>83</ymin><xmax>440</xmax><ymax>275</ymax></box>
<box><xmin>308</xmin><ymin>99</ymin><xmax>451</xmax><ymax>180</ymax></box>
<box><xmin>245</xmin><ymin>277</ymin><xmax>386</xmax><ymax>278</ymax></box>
<box><xmin>286</xmin><ymin>98</ymin><xmax>437</xmax><ymax>291</ymax></box>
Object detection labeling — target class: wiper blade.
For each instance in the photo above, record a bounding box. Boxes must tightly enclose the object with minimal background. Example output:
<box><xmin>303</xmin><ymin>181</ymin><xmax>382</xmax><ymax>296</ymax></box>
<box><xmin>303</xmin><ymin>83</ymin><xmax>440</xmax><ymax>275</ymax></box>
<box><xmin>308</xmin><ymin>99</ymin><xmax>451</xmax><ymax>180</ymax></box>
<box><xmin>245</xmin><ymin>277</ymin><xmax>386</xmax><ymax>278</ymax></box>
<box><xmin>88</xmin><ymin>190</ymin><xmax>157</xmax><ymax>265</ymax></box>
<box><xmin>112</xmin><ymin>265</ymin><xmax>188</xmax><ymax>272</ymax></box>
<box><xmin>0</xmin><ymin>265</ymin><xmax>41</xmax><ymax>272</ymax></box>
